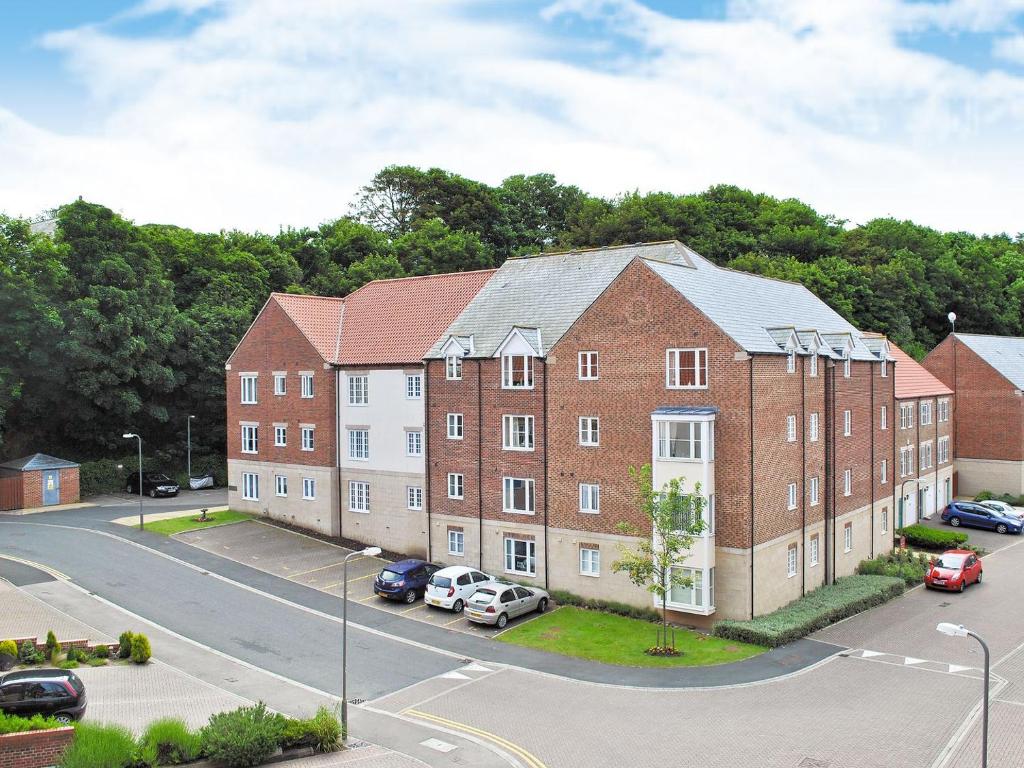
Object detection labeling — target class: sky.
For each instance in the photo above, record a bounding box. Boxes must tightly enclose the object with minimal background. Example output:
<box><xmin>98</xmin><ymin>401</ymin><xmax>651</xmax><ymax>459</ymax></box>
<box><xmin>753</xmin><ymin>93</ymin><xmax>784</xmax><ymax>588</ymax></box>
<box><xmin>1</xmin><ymin>0</ymin><xmax>1023</xmax><ymax>235</ymax></box>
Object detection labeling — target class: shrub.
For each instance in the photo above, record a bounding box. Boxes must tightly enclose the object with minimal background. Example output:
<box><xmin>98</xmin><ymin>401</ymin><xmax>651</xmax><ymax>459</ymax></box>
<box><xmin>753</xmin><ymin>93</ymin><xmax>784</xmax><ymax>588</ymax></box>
<box><xmin>857</xmin><ymin>551</ymin><xmax>929</xmax><ymax>586</ymax></box>
<box><xmin>87</xmin><ymin>657</ymin><xmax>107</xmax><ymax>667</ymax></box>
<box><xmin>56</xmin><ymin>660</ymin><xmax>79</xmax><ymax>670</ymax></box>
<box><xmin>547</xmin><ymin>590</ymin><xmax>661</xmax><ymax>622</ymax></box>
<box><xmin>0</xmin><ymin>639</ymin><xmax>17</xmax><ymax>658</ymax></box>
<box><xmin>93</xmin><ymin>644</ymin><xmax>110</xmax><ymax>659</ymax></box>
<box><xmin>130</xmin><ymin>634</ymin><xmax>152</xmax><ymax>664</ymax></box>
<box><xmin>139</xmin><ymin>718</ymin><xmax>201</xmax><ymax>766</ymax></box>
<box><xmin>897</xmin><ymin>524</ymin><xmax>968</xmax><ymax>550</ymax></box>
<box><xmin>279</xmin><ymin>718</ymin><xmax>312</xmax><ymax>749</ymax></box>
<box><xmin>0</xmin><ymin>712</ymin><xmax>61</xmax><ymax>735</ymax></box>
<box><xmin>974</xmin><ymin>490</ymin><xmax>993</xmax><ymax>501</ymax></box>
<box><xmin>118</xmin><ymin>631</ymin><xmax>134</xmax><ymax>659</ymax></box>
<box><xmin>307</xmin><ymin>707</ymin><xmax>342</xmax><ymax>752</ymax></box>
<box><xmin>200</xmin><ymin>702</ymin><xmax>285</xmax><ymax>768</ymax></box>
<box><xmin>59</xmin><ymin>722</ymin><xmax>138</xmax><ymax>768</ymax></box>
<box><xmin>712</xmin><ymin>575</ymin><xmax>905</xmax><ymax>648</ymax></box>
<box><xmin>18</xmin><ymin>640</ymin><xmax>37</xmax><ymax>664</ymax></box>
<box><xmin>45</xmin><ymin>630</ymin><xmax>60</xmax><ymax>656</ymax></box>
<box><xmin>66</xmin><ymin>647</ymin><xmax>81</xmax><ymax>663</ymax></box>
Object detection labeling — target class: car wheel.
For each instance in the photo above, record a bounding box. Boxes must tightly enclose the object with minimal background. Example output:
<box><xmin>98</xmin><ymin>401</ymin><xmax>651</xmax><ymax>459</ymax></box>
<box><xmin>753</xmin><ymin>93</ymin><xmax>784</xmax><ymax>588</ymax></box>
<box><xmin>958</xmin><ymin>581</ymin><xmax>965</xmax><ymax>593</ymax></box>
<box><xmin>403</xmin><ymin>589</ymin><xmax>417</xmax><ymax>605</ymax></box>
<box><xmin>996</xmin><ymin>523</ymin><xmax>1008</xmax><ymax>534</ymax></box>
<box><xmin>496</xmin><ymin>613</ymin><xmax>508</xmax><ymax>628</ymax></box>
<box><xmin>149</xmin><ymin>489</ymin><xmax>157</xmax><ymax>498</ymax></box>
<box><xmin>949</xmin><ymin>516</ymin><xmax>961</xmax><ymax>527</ymax></box>
<box><xmin>537</xmin><ymin>598</ymin><xmax>548</xmax><ymax>614</ymax></box>
<box><xmin>452</xmin><ymin>599</ymin><xmax>464</xmax><ymax>613</ymax></box>
<box><xmin>977</xmin><ymin>571</ymin><xmax>983</xmax><ymax>584</ymax></box>
<box><xmin>53</xmin><ymin>713</ymin><xmax>73</xmax><ymax>725</ymax></box>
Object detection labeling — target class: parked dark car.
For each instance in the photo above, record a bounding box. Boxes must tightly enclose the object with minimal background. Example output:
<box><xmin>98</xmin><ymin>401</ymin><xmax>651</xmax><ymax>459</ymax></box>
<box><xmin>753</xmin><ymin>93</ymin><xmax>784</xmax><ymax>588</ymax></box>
<box><xmin>941</xmin><ymin>501</ymin><xmax>1023</xmax><ymax>535</ymax></box>
<box><xmin>125</xmin><ymin>472</ymin><xmax>179</xmax><ymax>498</ymax></box>
<box><xmin>0</xmin><ymin>669</ymin><xmax>87</xmax><ymax>724</ymax></box>
<box><xmin>374</xmin><ymin>559</ymin><xmax>441</xmax><ymax>604</ymax></box>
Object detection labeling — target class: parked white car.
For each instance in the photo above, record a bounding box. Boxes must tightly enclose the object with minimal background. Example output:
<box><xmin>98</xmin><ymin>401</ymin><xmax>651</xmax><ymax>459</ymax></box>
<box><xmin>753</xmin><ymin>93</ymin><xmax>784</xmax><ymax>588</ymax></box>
<box><xmin>424</xmin><ymin>566</ymin><xmax>494</xmax><ymax>613</ymax></box>
<box><xmin>980</xmin><ymin>500</ymin><xmax>1024</xmax><ymax>519</ymax></box>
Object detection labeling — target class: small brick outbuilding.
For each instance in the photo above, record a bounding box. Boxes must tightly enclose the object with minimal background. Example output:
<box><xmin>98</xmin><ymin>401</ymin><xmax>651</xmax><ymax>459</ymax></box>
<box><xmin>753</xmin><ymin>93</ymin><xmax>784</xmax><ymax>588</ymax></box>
<box><xmin>0</xmin><ymin>453</ymin><xmax>80</xmax><ymax>511</ymax></box>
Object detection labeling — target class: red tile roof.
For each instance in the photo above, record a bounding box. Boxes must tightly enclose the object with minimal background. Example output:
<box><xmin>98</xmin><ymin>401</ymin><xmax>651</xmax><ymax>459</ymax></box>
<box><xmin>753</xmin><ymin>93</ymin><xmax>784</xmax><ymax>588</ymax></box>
<box><xmin>337</xmin><ymin>270</ymin><xmax>496</xmax><ymax>365</ymax></box>
<box><xmin>271</xmin><ymin>293</ymin><xmax>345</xmax><ymax>362</ymax></box>
<box><xmin>890</xmin><ymin>343</ymin><xmax>953</xmax><ymax>399</ymax></box>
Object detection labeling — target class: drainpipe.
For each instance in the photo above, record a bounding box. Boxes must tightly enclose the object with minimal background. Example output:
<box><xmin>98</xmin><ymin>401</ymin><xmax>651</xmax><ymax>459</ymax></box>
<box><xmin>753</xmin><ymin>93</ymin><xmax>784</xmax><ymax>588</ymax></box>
<box><xmin>892</xmin><ymin>379</ymin><xmax>897</xmax><ymax>539</ymax></box>
<box><xmin>477</xmin><ymin>360</ymin><xmax>484</xmax><ymax>572</ymax></box>
<box><xmin>870</xmin><ymin>361</ymin><xmax>875</xmax><ymax>559</ymax></box>
<box><xmin>801</xmin><ymin>354</ymin><xmax>807</xmax><ymax>596</ymax></box>
<box><xmin>542</xmin><ymin>361</ymin><xmax>549</xmax><ymax>590</ymax></box>
<box><xmin>935</xmin><ymin>400</ymin><xmax>940</xmax><ymax>511</ymax></box>
<box><xmin>336</xmin><ymin>367</ymin><xmax>343</xmax><ymax>540</ymax></box>
<box><xmin>424</xmin><ymin>361</ymin><xmax>432</xmax><ymax>560</ymax></box>
<box><xmin>824</xmin><ymin>361</ymin><xmax>834</xmax><ymax>585</ymax></box>
<box><xmin>748</xmin><ymin>356</ymin><xmax>755</xmax><ymax>619</ymax></box>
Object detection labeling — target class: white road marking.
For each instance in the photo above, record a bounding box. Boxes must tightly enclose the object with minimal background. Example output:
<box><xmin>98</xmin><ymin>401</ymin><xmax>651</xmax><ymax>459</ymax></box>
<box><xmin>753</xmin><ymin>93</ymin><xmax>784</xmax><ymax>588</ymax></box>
<box><xmin>420</xmin><ymin>738</ymin><xmax>458</xmax><ymax>753</ymax></box>
<box><xmin>440</xmin><ymin>671</ymin><xmax>470</xmax><ymax>680</ymax></box>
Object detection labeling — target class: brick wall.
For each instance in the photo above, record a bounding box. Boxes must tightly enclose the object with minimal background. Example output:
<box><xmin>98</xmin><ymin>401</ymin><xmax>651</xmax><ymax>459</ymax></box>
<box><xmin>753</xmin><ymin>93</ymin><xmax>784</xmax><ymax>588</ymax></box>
<box><xmin>0</xmin><ymin>727</ymin><xmax>74</xmax><ymax>768</ymax></box>
<box><xmin>60</xmin><ymin>468</ymin><xmax>79</xmax><ymax>505</ymax></box>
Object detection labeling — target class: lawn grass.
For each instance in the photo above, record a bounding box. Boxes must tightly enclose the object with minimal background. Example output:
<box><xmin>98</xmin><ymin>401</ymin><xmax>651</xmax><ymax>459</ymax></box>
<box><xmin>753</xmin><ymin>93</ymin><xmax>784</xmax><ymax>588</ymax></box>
<box><xmin>495</xmin><ymin>606</ymin><xmax>766</xmax><ymax>667</ymax></box>
<box><xmin>144</xmin><ymin>510</ymin><xmax>253</xmax><ymax>536</ymax></box>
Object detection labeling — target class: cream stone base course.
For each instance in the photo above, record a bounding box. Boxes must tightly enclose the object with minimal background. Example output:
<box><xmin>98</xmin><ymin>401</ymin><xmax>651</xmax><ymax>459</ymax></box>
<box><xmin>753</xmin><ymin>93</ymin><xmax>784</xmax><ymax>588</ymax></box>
<box><xmin>340</xmin><ymin>468</ymin><xmax>428</xmax><ymax>558</ymax></box>
<box><xmin>955</xmin><ymin>457</ymin><xmax>1024</xmax><ymax>497</ymax></box>
<box><xmin>227</xmin><ymin>459</ymin><xmax>338</xmax><ymax>536</ymax></box>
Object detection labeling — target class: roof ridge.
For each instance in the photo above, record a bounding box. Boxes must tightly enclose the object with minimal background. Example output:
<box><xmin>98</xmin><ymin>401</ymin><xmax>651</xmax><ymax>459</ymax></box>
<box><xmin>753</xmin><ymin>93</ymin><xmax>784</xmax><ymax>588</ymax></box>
<box><xmin>342</xmin><ymin>268</ymin><xmax>499</xmax><ymax>301</ymax></box>
<box><xmin>957</xmin><ymin>332</ymin><xmax>1024</xmax><ymax>341</ymax></box>
<box><xmin>271</xmin><ymin>292</ymin><xmax>344</xmax><ymax>302</ymax></box>
<box><xmin>511</xmin><ymin>240</ymin><xmax>683</xmax><ymax>260</ymax></box>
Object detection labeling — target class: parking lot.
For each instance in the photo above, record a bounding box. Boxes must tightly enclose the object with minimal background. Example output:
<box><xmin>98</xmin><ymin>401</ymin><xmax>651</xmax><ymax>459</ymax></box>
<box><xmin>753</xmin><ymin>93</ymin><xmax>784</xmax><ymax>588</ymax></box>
<box><xmin>918</xmin><ymin>507</ymin><xmax>1023</xmax><ymax>554</ymax></box>
<box><xmin>175</xmin><ymin>520</ymin><xmax>546</xmax><ymax>638</ymax></box>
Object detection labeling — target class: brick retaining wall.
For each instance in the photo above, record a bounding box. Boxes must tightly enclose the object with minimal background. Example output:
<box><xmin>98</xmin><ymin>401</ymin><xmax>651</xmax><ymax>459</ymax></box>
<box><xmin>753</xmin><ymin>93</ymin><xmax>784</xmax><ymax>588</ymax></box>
<box><xmin>0</xmin><ymin>727</ymin><xmax>74</xmax><ymax>768</ymax></box>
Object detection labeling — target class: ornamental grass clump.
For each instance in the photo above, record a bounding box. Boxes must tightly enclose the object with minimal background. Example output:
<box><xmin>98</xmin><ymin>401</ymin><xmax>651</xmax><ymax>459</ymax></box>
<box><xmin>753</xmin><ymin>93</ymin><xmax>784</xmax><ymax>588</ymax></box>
<box><xmin>138</xmin><ymin>718</ymin><xmax>201</xmax><ymax>766</ymax></box>
<box><xmin>59</xmin><ymin>722</ymin><xmax>138</xmax><ymax>768</ymax></box>
<box><xmin>0</xmin><ymin>712</ymin><xmax>61</xmax><ymax>735</ymax></box>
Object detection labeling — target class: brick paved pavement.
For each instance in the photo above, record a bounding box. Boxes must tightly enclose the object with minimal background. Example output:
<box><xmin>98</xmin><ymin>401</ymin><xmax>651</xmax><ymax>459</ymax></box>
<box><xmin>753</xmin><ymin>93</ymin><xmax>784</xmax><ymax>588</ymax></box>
<box><xmin>0</xmin><ymin>578</ymin><xmax>112</xmax><ymax>643</ymax></box>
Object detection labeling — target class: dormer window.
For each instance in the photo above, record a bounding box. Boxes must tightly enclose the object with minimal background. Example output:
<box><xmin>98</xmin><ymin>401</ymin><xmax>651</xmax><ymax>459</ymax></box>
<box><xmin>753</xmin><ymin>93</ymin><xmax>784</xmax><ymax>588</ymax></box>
<box><xmin>446</xmin><ymin>355</ymin><xmax>462</xmax><ymax>381</ymax></box>
<box><xmin>502</xmin><ymin>355</ymin><xmax>533</xmax><ymax>389</ymax></box>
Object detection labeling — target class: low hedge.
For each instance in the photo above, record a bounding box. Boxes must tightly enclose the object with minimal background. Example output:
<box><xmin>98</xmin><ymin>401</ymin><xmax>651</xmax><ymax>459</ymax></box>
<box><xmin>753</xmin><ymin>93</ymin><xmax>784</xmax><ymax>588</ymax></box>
<box><xmin>975</xmin><ymin>490</ymin><xmax>1024</xmax><ymax>506</ymax></box>
<box><xmin>548</xmin><ymin>590</ymin><xmax>661</xmax><ymax>623</ymax></box>
<box><xmin>857</xmin><ymin>550</ymin><xmax>929</xmax><ymax>586</ymax></box>
<box><xmin>897</xmin><ymin>524</ymin><xmax>967</xmax><ymax>550</ymax></box>
<box><xmin>712</xmin><ymin>575</ymin><xmax>905</xmax><ymax>648</ymax></box>
<box><xmin>0</xmin><ymin>711</ymin><xmax>62</xmax><ymax>735</ymax></box>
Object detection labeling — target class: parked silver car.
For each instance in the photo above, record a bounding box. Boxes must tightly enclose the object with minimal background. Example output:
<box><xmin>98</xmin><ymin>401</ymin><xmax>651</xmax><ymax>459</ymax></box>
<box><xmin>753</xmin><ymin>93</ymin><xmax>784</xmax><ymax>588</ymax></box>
<box><xmin>980</xmin><ymin>500</ymin><xmax>1024</xmax><ymax>519</ymax></box>
<box><xmin>466</xmin><ymin>583</ymin><xmax>549</xmax><ymax>628</ymax></box>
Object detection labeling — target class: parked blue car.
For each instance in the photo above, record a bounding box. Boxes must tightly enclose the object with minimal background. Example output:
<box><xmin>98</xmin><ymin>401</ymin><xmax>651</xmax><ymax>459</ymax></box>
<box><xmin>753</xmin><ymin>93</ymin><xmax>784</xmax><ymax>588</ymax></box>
<box><xmin>941</xmin><ymin>501</ymin><xmax>1023</xmax><ymax>535</ymax></box>
<box><xmin>373</xmin><ymin>559</ymin><xmax>441</xmax><ymax>604</ymax></box>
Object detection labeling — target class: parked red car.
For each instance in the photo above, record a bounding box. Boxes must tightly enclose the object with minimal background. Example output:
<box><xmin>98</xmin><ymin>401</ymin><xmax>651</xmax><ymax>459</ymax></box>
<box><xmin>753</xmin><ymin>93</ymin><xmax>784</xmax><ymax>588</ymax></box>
<box><xmin>925</xmin><ymin>549</ymin><xmax>983</xmax><ymax>592</ymax></box>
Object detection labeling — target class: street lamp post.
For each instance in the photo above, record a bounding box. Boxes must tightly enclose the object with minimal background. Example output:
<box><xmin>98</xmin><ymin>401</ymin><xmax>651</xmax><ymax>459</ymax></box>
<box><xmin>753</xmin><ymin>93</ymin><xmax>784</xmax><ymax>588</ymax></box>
<box><xmin>937</xmin><ymin>622</ymin><xmax>990</xmax><ymax>768</ymax></box>
<box><xmin>123</xmin><ymin>433</ymin><xmax>143</xmax><ymax>530</ymax></box>
<box><xmin>187</xmin><ymin>414</ymin><xmax>196</xmax><ymax>482</ymax></box>
<box><xmin>342</xmin><ymin>546</ymin><xmax>381</xmax><ymax>738</ymax></box>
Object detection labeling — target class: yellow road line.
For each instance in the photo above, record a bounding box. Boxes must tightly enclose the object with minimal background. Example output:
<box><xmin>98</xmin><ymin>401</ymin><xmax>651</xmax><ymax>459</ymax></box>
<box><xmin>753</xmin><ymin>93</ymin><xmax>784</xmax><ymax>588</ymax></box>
<box><xmin>400</xmin><ymin>603</ymin><xmax>426</xmax><ymax>614</ymax></box>
<box><xmin>443</xmin><ymin>615</ymin><xmax>467</xmax><ymax>627</ymax></box>
<box><xmin>0</xmin><ymin>554</ymin><xmax>69</xmax><ymax>581</ymax></box>
<box><xmin>321</xmin><ymin>572</ymin><xmax>374</xmax><ymax>588</ymax></box>
<box><xmin>291</xmin><ymin>560</ymin><xmax>346</xmax><ymax>578</ymax></box>
<box><xmin>355</xmin><ymin>594</ymin><xmax>378</xmax><ymax>603</ymax></box>
<box><xmin>404</xmin><ymin>709</ymin><xmax>548</xmax><ymax>768</ymax></box>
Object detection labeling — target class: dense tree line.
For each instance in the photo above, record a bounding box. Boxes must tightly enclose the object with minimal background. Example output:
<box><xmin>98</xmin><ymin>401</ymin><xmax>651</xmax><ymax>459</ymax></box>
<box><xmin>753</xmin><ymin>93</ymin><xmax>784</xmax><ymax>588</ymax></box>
<box><xmin>1</xmin><ymin>166</ymin><xmax>1021</xmax><ymax>462</ymax></box>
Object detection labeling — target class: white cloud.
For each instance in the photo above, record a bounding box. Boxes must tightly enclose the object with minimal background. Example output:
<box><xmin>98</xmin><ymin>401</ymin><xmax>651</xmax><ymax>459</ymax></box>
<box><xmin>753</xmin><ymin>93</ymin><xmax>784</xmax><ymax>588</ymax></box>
<box><xmin>994</xmin><ymin>33</ymin><xmax>1024</xmax><ymax>63</ymax></box>
<box><xmin>1</xmin><ymin>0</ymin><xmax>1022</xmax><ymax>234</ymax></box>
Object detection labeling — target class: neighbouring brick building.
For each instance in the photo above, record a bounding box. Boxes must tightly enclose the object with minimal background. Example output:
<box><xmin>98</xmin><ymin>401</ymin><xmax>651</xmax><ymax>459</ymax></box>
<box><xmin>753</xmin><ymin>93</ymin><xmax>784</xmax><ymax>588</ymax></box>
<box><xmin>924</xmin><ymin>333</ymin><xmax>1022</xmax><ymax>496</ymax></box>
<box><xmin>424</xmin><ymin>242</ymin><xmax>898</xmax><ymax>622</ymax></box>
<box><xmin>0</xmin><ymin>454</ymin><xmax>80</xmax><ymax>511</ymax></box>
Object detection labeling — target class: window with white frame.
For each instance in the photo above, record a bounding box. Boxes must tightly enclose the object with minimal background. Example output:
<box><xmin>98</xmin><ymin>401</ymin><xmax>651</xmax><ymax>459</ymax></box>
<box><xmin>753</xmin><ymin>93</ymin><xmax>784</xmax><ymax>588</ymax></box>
<box><xmin>843</xmin><ymin>409</ymin><xmax>852</xmax><ymax>437</ymax></box>
<box><xmin>501</xmin><ymin>354</ymin><xmax>533</xmax><ymax>389</ymax></box>
<box><xmin>447</xmin><ymin>473</ymin><xmax>464</xmax><ymax>499</ymax></box>
<box><xmin>843</xmin><ymin>356</ymin><xmax>851</xmax><ymax>378</ymax></box>
<box><xmin>938</xmin><ymin>398</ymin><xmax>950</xmax><ymax>422</ymax></box>
<box><xmin>881</xmin><ymin>508</ymin><xmax>889</xmax><ymax>533</ymax></box>
<box><xmin>447</xmin><ymin>413</ymin><xmax>464</xmax><ymax>439</ymax></box>
<box><xmin>502</xmin><ymin>477</ymin><xmax>535</xmax><ymax>514</ymax></box>
<box><xmin>273</xmin><ymin>373</ymin><xmax>286</xmax><ymax>396</ymax></box>
<box><xmin>348</xmin><ymin>375</ymin><xmax>367</xmax><ymax>405</ymax></box>
<box><xmin>301</xmin><ymin>373</ymin><xmax>314</xmax><ymax>399</ymax></box>
<box><xmin>810</xmin><ymin>535</ymin><xmax>819</xmax><ymax>566</ymax></box>
<box><xmin>241</xmin><ymin>472</ymin><xmax>259</xmax><ymax>500</ymax></box>
<box><xmin>900</xmin><ymin>446</ymin><xmax>914</xmax><ymax>477</ymax></box>
<box><xmin>666</xmin><ymin>348</ymin><xmax>708</xmax><ymax>388</ymax></box>
<box><xmin>504</xmin><ymin>537</ymin><xmax>536</xmax><ymax>576</ymax></box>
<box><xmin>579</xmin><ymin>417</ymin><xmax>600</xmax><ymax>446</ymax></box>
<box><xmin>881</xmin><ymin>405</ymin><xmax>887</xmax><ymax>430</ymax></box>
<box><xmin>406</xmin><ymin>430</ymin><xmax>423</xmax><ymax>456</ymax></box>
<box><xmin>920</xmin><ymin>400</ymin><xmax>933</xmax><ymax>426</ymax></box>
<box><xmin>407</xmin><ymin>486</ymin><xmax>423</xmax><ymax>510</ymax></box>
<box><xmin>446</xmin><ymin>355</ymin><xmax>462</xmax><ymax>380</ymax></box>
<box><xmin>810</xmin><ymin>354</ymin><xmax>818</xmax><ymax>377</ymax></box>
<box><xmin>302</xmin><ymin>478</ymin><xmax>315</xmax><ymax>500</ymax></box>
<box><xmin>787</xmin><ymin>544</ymin><xmax>798</xmax><ymax>577</ymax></box>
<box><xmin>579</xmin><ymin>483</ymin><xmax>600</xmax><ymax>513</ymax></box>
<box><xmin>348</xmin><ymin>429</ymin><xmax>368</xmax><ymax>460</ymax></box>
<box><xmin>843</xmin><ymin>468</ymin><xmax>852</xmax><ymax>496</ymax></box>
<box><xmin>502</xmin><ymin>415</ymin><xmax>534</xmax><ymax>451</ymax></box>
<box><xmin>578</xmin><ymin>351</ymin><xmax>599</xmax><ymax>380</ymax></box>
<box><xmin>881</xmin><ymin>359</ymin><xmax>888</xmax><ymax>378</ymax></box>
<box><xmin>920</xmin><ymin>441</ymin><xmax>933</xmax><ymax>470</ymax></box>
<box><xmin>810</xmin><ymin>476</ymin><xmax>820</xmax><ymax>506</ymax></box>
<box><xmin>938</xmin><ymin>436</ymin><xmax>950</xmax><ymax>464</ymax></box>
<box><xmin>787</xmin><ymin>350</ymin><xmax>796</xmax><ymax>373</ymax></box>
<box><xmin>405</xmin><ymin>374</ymin><xmax>422</xmax><ymax>399</ymax></box>
<box><xmin>274</xmin><ymin>426</ymin><xmax>286</xmax><ymax>447</ymax></box>
<box><xmin>579</xmin><ymin>546</ymin><xmax>600</xmax><ymax>577</ymax></box>
<box><xmin>669</xmin><ymin>566</ymin><xmax>708</xmax><ymax>607</ymax></box>
<box><xmin>786</xmin><ymin>415</ymin><xmax>797</xmax><ymax>442</ymax></box>
<box><xmin>241</xmin><ymin>425</ymin><xmax>258</xmax><ymax>454</ymax></box>
<box><xmin>657</xmin><ymin>421</ymin><xmax>702</xmax><ymax>459</ymax></box>
<box><xmin>275</xmin><ymin>475</ymin><xmax>287</xmax><ymax>497</ymax></box>
<box><xmin>881</xmin><ymin>459</ymin><xmax>888</xmax><ymax>484</ymax></box>
<box><xmin>240</xmin><ymin>375</ymin><xmax>257</xmax><ymax>404</ymax></box>
<box><xmin>348</xmin><ymin>481</ymin><xmax>369</xmax><ymax>512</ymax></box>
<box><xmin>301</xmin><ymin>426</ymin><xmax>314</xmax><ymax>451</ymax></box>
<box><xmin>787</xmin><ymin>482</ymin><xmax>798</xmax><ymax>510</ymax></box>
<box><xmin>844</xmin><ymin>522</ymin><xmax>853</xmax><ymax>552</ymax></box>
<box><xmin>448</xmin><ymin>529</ymin><xmax>464</xmax><ymax>556</ymax></box>
<box><xmin>810</xmin><ymin>412</ymin><xmax>819</xmax><ymax>442</ymax></box>
<box><xmin>900</xmin><ymin>403</ymin><xmax>914</xmax><ymax>429</ymax></box>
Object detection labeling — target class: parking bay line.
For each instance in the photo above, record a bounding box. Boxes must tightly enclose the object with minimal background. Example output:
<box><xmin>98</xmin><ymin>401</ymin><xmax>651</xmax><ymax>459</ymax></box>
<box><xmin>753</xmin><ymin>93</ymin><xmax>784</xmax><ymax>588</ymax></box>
<box><xmin>400</xmin><ymin>603</ymin><xmax>427</xmax><ymax>614</ymax></box>
<box><xmin>321</xmin><ymin>572</ymin><xmax>375</xmax><ymax>589</ymax></box>
<box><xmin>290</xmin><ymin>560</ymin><xmax>348</xmax><ymax>578</ymax></box>
<box><xmin>403</xmin><ymin>709</ymin><xmax>548</xmax><ymax>768</ymax></box>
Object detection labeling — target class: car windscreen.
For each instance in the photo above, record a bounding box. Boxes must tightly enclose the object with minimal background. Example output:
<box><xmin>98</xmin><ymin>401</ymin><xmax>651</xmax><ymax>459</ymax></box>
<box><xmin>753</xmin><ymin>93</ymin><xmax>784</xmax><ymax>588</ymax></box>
<box><xmin>67</xmin><ymin>674</ymin><xmax>84</xmax><ymax>694</ymax></box>
<box><xmin>429</xmin><ymin>575</ymin><xmax>451</xmax><ymax>588</ymax></box>
<box><xmin>935</xmin><ymin>555</ymin><xmax>966</xmax><ymax>569</ymax></box>
<box><xmin>378</xmin><ymin>570</ymin><xmax>402</xmax><ymax>582</ymax></box>
<box><xmin>149</xmin><ymin>474</ymin><xmax>172</xmax><ymax>482</ymax></box>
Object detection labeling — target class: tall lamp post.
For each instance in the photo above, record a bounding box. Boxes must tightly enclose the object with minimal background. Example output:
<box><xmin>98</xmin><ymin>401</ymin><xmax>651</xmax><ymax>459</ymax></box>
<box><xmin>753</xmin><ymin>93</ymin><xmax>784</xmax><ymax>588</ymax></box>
<box><xmin>949</xmin><ymin>312</ymin><xmax>958</xmax><ymax>466</ymax></box>
<box><xmin>123</xmin><ymin>433</ymin><xmax>143</xmax><ymax>530</ymax></box>
<box><xmin>937</xmin><ymin>622</ymin><xmax>990</xmax><ymax>768</ymax></box>
<box><xmin>187</xmin><ymin>414</ymin><xmax>196</xmax><ymax>482</ymax></box>
<box><xmin>342</xmin><ymin>546</ymin><xmax>381</xmax><ymax>738</ymax></box>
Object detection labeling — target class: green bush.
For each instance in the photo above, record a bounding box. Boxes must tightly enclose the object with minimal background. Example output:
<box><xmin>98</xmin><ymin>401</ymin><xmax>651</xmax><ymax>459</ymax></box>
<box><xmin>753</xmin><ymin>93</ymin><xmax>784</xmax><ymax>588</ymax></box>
<box><xmin>0</xmin><ymin>712</ymin><xmax>61</xmax><ymax>735</ymax></box>
<box><xmin>59</xmin><ymin>722</ymin><xmax>138</xmax><ymax>768</ymax></box>
<box><xmin>712</xmin><ymin>575</ymin><xmax>905</xmax><ymax>648</ymax></box>
<box><xmin>200</xmin><ymin>702</ymin><xmax>285</xmax><ymax>768</ymax></box>
<box><xmin>93</xmin><ymin>644</ymin><xmax>110</xmax><ymax>659</ymax></box>
<box><xmin>279</xmin><ymin>708</ymin><xmax>342</xmax><ymax>753</ymax></box>
<box><xmin>45</xmin><ymin>630</ymin><xmax>60</xmax><ymax>656</ymax></box>
<box><xmin>857</xmin><ymin>551</ymin><xmax>928</xmax><ymax>586</ymax></box>
<box><xmin>66</xmin><ymin>647</ymin><xmax>81</xmax><ymax>662</ymax></box>
<box><xmin>118</xmin><ymin>631</ymin><xmax>134</xmax><ymax>659</ymax></box>
<box><xmin>130</xmin><ymin>634</ymin><xmax>152</xmax><ymax>664</ymax></box>
<box><xmin>138</xmin><ymin>718</ymin><xmax>201</xmax><ymax>766</ymax></box>
<box><xmin>548</xmin><ymin>590</ymin><xmax>661</xmax><ymax>622</ymax></box>
<box><xmin>898</xmin><ymin>524</ymin><xmax>968</xmax><ymax>550</ymax></box>
<box><xmin>87</xmin><ymin>657</ymin><xmax>107</xmax><ymax>667</ymax></box>
<box><xmin>18</xmin><ymin>640</ymin><xmax>43</xmax><ymax>665</ymax></box>
<box><xmin>974</xmin><ymin>490</ymin><xmax>993</xmax><ymax>501</ymax></box>
<box><xmin>56</xmin><ymin>660</ymin><xmax>79</xmax><ymax>670</ymax></box>
<box><xmin>0</xmin><ymin>639</ymin><xmax>17</xmax><ymax>658</ymax></box>
<box><xmin>78</xmin><ymin>453</ymin><xmax>227</xmax><ymax>497</ymax></box>
<box><xmin>973</xmin><ymin>490</ymin><xmax>1024</xmax><ymax>506</ymax></box>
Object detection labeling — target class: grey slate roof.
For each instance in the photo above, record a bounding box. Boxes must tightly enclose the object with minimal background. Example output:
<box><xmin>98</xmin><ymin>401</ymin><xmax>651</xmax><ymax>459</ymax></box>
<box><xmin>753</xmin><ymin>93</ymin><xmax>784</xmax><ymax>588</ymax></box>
<box><xmin>956</xmin><ymin>333</ymin><xmax>1024</xmax><ymax>389</ymax></box>
<box><xmin>0</xmin><ymin>453</ymin><xmax>79</xmax><ymax>472</ymax></box>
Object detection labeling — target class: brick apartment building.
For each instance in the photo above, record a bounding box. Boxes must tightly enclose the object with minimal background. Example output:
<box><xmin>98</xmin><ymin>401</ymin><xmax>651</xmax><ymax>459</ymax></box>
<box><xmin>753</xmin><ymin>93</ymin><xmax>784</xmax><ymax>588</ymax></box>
<box><xmin>925</xmin><ymin>333</ymin><xmax>1023</xmax><ymax>496</ymax></box>
<box><xmin>424</xmin><ymin>242</ymin><xmax>897</xmax><ymax>622</ymax></box>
